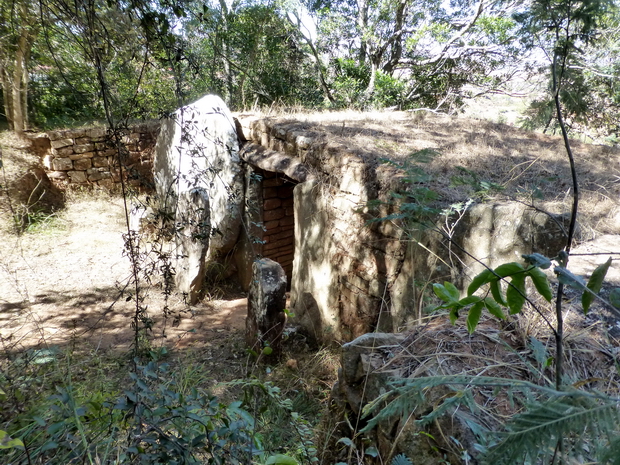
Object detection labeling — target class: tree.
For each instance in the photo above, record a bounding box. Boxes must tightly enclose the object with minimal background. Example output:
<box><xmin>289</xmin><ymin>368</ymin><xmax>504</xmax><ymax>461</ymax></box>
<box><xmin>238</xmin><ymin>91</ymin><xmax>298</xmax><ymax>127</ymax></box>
<box><xmin>0</xmin><ymin>0</ymin><xmax>39</xmax><ymax>133</ymax></box>
<box><xmin>307</xmin><ymin>0</ymin><xmax>529</xmax><ymax>110</ymax></box>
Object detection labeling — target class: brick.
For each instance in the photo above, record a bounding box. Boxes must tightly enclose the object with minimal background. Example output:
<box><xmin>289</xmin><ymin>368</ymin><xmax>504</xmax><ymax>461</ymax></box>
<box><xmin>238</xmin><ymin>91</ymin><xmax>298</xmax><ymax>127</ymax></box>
<box><xmin>264</xmin><ymin>198</ymin><xmax>282</xmax><ymax>210</ymax></box>
<box><xmin>280</xmin><ymin>215</ymin><xmax>294</xmax><ymax>226</ymax></box>
<box><xmin>263</xmin><ymin>177</ymin><xmax>285</xmax><ymax>187</ymax></box>
<box><xmin>263</xmin><ymin>238</ymin><xmax>291</xmax><ymax>252</ymax></box>
<box><xmin>263</xmin><ymin>187</ymin><xmax>279</xmax><ymax>199</ymax></box>
<box><xmin>263</xmin><ymin>220</ymin><xmax>280</xmax><ymax>230</ymax></box>
<box><xmin>263</xmin><ymin>208</ymin><xmax>285</xmax><ymax>222</ymax></box>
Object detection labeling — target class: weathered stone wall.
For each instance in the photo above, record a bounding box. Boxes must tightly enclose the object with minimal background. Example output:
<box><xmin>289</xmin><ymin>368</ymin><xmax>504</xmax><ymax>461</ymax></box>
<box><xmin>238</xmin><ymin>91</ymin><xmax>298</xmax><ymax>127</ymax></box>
<box><xmin>39</xmin><ymin>123</ymin><xmax>159</xmax><ymax>189</ymax></box>
<box><xmin>236</xmin><ymin>116</ymin><xmax>433</xmax><ymax>344</ymax></box>
<box><xmin>236</xmin><ymin>115</ymin><xmax>569</xmax><ymax>345</ymax></box>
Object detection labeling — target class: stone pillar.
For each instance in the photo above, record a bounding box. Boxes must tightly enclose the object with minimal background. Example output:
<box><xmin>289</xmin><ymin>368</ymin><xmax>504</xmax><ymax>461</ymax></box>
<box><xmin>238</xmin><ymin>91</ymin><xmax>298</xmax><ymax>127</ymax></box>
<box><xmin>246</xmin><ymin>258</ymin><xmax>287</xmax><ymax>360</ymax></box>
<box><xmin>174</xmin><ymin>188</ymin><xmax>210</xmax><ymax>304</ymax></box>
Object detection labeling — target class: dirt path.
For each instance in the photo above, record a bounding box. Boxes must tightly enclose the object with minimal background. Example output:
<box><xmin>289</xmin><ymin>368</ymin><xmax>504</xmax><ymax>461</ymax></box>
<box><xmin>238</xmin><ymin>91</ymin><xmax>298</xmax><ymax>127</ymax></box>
<box><xmin>0</xmin><ymin>194</ymin><xmax>248</xmax><ymax>358</ymax></box>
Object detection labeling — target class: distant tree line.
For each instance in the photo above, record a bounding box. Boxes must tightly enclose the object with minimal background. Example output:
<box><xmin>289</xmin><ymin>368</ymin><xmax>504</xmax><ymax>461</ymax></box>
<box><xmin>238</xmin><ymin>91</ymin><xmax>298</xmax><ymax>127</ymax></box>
<box><xmin>0</xmin><ymin>0</ymin><xmax>617</xmax><ymax>140</ymax></box>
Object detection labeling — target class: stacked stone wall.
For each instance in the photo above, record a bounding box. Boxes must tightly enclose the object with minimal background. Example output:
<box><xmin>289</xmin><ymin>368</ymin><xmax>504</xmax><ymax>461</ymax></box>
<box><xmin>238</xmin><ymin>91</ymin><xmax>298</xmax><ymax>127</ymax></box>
<box><xmin>40</xmin><ymin>123</ymin><xmax>159</xmax><ymax>190</ymax></box>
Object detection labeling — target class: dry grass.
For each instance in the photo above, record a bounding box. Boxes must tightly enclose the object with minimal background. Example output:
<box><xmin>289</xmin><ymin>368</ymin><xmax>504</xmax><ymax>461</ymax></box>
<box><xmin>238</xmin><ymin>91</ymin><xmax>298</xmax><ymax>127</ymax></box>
<box><xmin>251</xmin><ymin>110</ymin><xmax>620</xmax><ymax>237</ymax></box>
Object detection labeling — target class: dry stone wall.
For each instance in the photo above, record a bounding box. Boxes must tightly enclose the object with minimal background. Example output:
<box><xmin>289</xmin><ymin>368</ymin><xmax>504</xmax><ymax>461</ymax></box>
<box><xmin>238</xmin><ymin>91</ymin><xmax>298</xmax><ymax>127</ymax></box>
<box><xmin>236</xmin><ymin>116</ymin><xmax>430</xmax><ymax>344</ymax></box>
<box><xmin>40</xmin><ymin>124</ymin><xmax>159</xmax><ymax>189</ymax></box>
<box><xmin>236</xmin><ymin>115</ymin><xmax>569</xmax><ymax>345</ymax></box>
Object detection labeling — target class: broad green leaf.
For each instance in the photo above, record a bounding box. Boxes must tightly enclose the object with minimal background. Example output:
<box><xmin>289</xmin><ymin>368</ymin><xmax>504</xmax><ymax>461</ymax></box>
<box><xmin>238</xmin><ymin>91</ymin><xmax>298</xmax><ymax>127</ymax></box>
<box><xmin>467</xmin><ymin>302</ymin><xmax>484</xmax><ymax>333</ymax></box>
<box><xmin>506</xmin><ymin>274</ymin><xmax>526</xmax><ymax>314</ymax></box>
<box><xmin>433</xmin><ymin>282</ymin><xmax>459</xmax><ymax>303</ymax></box>
<box><xmin>449</xmin><ymin>308</ymin><xmax>459</xmax><ymax>325</ymax></box>
<box><xmin>262</xmin><ymin>346</ymin><xmax>273</xmax><ymax>355</ymax></box>
<box><xmin>0</xmin><ymin>430</ymin><xmax>24</xmax><ymax>449</ymax></box>
<box><xmin>494</xmin><ymin>262</ymin><xmax>526</xmax><ymax>278</ymax></box>
<box><xmin>554</xmin><ymin>267</ymin><xmax>586</xmax><ymax>290</ymax></box>
<box><xmin>527</xmin><ymin>267</ymin><xmax>553</xmax><ymax>302</ymax></box>
<box><xmin>582</xmin><ymin>257</ymin><xmax>612</xmax><ymax>314</ymax></box>
<box><xmin>337</xmin><ymin>437</ymin><xmax>355</xmax><ymax>448</ymax></box>
<box><xmin>490</xmin><ymin>279</ymin><xmax>507</xmax><ymax>306</ymax></box>
<box><xmin>522</xmin><ymin>253</ymin><xmax>552</xmax><ymax>269</ymax></box>
<box><xmin>467</xmin><ymin>269</ymin><xmax>495</xmax><ymax>296</ymax></box>
<box><xmin>365</xmin><ymin>446</ymin><xmax>379</xmax><ymax>457</ymax></box>
<box><xmin>484</xmin><ymin>297</ymin><xmax>505</xmax><ymax>320</ymax></box>
<box><xmin>610</xmin><ymin>288</ymin><xmax>620</xmax><ymax>308</ymax></box>
<box><xmin>265</xmin><ymin>454</ymin><xmax>298</xmax><ymax>465</ymax></box>
<box><xmin>455</xmin><ymin>295</ymin><xmax>482</xmax><ymax>309</ymax></box>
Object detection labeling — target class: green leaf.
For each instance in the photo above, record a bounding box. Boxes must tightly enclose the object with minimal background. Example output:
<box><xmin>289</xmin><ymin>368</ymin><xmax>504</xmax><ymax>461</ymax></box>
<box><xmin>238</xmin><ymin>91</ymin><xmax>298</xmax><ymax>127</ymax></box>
<box><xmin>0</xmin><ymin>430</ymin><xmax>24</xmax><ymax>449</ymax></box>
<box><xmin>582</xmin><ymin>257</ymin><xmax>612</xmax><ymax>314</ymax></box>
<box><xmin>265</xmin><ymin>454</ymin><xmax>299</xmax><ymax>465</ymax></box>
<box><xmin>490</xmin><ymin>279</ymin><xmax>507</xmax><ymax>306</ymax></box>
<box><xmin>484</xmin><ymin>297</ymin><xmax>505</xmax><ymax>320</ymax></box>
<box><xmin>527</xmin><ymin>267</ymin><xmax>553</xmax><ymax>302</ymax></box>
<box><xmin>433</xmin><ymin>282</ymin><xmax>459</xmax><ymax>303</ymax></box>
<box><xmin>506</xmin><ymin>274</ymin><xmax>526</xmax><ymax>314</ymax></box>
<box><xmin>262</xmin><ymin>346</ymin><xmax>273</xmax><ymax>355</ymax></box>
<box><xmin>467</xmin><ymin>301</ymin><xmax>484</xmax><ymax>333</ymax></box>
<box><xmin>554</xmin><ymin>267</ymin><xmax>586</xmax><ymax>290</ymax></box>
<box><xmin>455</xmin><ymin>295</ymin><xmax>482</xmax><ymax>309</ymax></box>
<box><xmin>494</xmin><ymin>262</ymin><xmax>526</xmax><ymax>277</ymax></box>
<box><xmin>365</xmin><ymin>446</ymin><xmax>379</xmax><ymax>457</ymax></box>
<box><xmin>337</xmin><ymin>437</ymin><xmax>355</xmax><ymax>448</ymax></box>
<box><xmin>449</xmin><ymin>308</ymin><xmax>459</xmax><ymax>325</ymax></box>
<box><xmin>610</xmin><ymin>288</ymin><xmax>620</xmax><ymax>308</ymax></box>
<box><xmin>467</xmin><ymin>269</ymin><xmax>495</xmax><ymax>296</ymax></box>
<box><xmin>522</xmin><ymin>253</ymin><xmax>552</xmax><ymax>269</ymax></box>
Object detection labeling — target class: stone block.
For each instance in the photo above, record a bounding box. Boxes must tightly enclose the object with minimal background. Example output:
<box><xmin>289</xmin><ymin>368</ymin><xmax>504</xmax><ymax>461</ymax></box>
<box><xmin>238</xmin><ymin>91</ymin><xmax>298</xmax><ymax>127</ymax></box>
<box><xmin>52</xmin><ymin>147</ymin><xmax>74</xmax><ymax>157</ymax></box>
<box><xmin>47</xmin><ymin>170</ymin><xmax>68</xmax><ymax>179</ymax></box>
<box><xmin>246</xmin><ymin>258</ymin><xmax>287</xmax><ymax>361</ymax></box>
<box><xmin>52</xmin><ymin>157</ymin><xmax>73</xmax><ymax>171</ymax></box>
<box><xmin>67</xmin><ymin>171</ymin><xmax>88</xmax><ymax>183</ymax></box>
<box><xmin>92</xmin><ymin>157</ymin><xmax>109</xmax><ymax>168</ymax></box>
<box><xmin>43</xmin><ymin>155</ymin><xmax>53</xmax><ymax>170</ymax></box>
<box><xmin>74</xmin><ymin>158</ymin><xmax>92</xmax><ymax>170</ymax></box>
<box><xmin>97</xmin><ymin>178</ymin><xmax>115</xmax><ymax>189</ymax></box>
<box><xmin>51</xmin><ymin>138</ymin><xmax>73</xmax><ymax>149</ymax></box>
<box><xmin>74</xmin><ymin>143</ymin><xmax>95</xmax><ymax>154</ymax></box>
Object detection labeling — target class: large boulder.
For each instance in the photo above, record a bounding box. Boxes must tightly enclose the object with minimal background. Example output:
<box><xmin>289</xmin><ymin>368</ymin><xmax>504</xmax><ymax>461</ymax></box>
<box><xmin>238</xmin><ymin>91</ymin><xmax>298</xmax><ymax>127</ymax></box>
<box><xmin>174</xmin><ymin>188</ymin><xmax>211</xmax><ymax>304</ymax></box>
<box><xmin>153</xmin><ymin>95</ymin><xmax>243</xmax><ymax>264</ymax></box>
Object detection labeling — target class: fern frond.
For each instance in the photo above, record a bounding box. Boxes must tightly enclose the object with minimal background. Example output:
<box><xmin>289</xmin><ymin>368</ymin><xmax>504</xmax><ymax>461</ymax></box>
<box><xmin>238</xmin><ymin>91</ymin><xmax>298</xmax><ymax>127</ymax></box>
<box><xmin>390</xmin><ymin>453</ymin><xmax>413</xmax><ymax>465</ymax></box>
<box><xmin>485</xmin><ymin>393</ymin><xmax>620</xmax><ymax>464</ymax></box>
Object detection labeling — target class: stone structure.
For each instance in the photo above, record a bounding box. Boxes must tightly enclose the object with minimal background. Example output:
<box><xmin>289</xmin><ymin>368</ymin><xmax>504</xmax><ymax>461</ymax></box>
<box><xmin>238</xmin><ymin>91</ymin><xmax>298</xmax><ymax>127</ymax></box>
<box><xmin>246</xmin><ymin>258</ymin><xmax>287</xmax><ymax>360</ymax></box>
<box><xmin>232</xmin><ymin>115</ymin><xmax>570</xmax><ymax>345</ymax></box>
<box><xmin>34</xmin><ymin>103</ymin><xmax>571</xmax><ymax>346</ymax></box>
<box><xmin>37</xmin><ymin>124</ymin><xmax>158</xmax><ymax>189</ymax></box>
<box><xmin>153</xmin><ymin>95</ymin><xmax>243</xmax><ymax>264</ymax></box>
